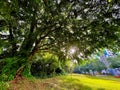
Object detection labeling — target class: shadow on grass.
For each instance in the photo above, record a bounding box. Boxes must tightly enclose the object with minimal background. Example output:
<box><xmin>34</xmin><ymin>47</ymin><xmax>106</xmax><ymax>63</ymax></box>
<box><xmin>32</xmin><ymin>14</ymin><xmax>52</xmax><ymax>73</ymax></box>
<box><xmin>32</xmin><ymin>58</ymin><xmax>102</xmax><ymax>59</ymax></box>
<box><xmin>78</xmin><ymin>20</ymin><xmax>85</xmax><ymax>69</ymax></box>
<box><xmin>60</xmin><ymin>76</ymin><xmax>92</xmax><ymax>90</ymax></box>
<box><xmin>97</xmin><ymin>88</ymin><xmax>105</xmax><ymax>90</ymax></box>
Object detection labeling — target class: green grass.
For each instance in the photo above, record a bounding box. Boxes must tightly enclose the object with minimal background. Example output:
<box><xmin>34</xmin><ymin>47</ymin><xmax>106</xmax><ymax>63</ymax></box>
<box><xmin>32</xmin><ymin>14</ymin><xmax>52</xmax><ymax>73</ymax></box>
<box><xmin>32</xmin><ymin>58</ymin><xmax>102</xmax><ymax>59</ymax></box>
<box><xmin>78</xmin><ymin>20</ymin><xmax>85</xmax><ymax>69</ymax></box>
<box><xmin>7</xmin><ymin>74</ymin><xmax>120</xmax><ymax>90</ymax></box>
<box><xmin>58</xmin><ymin>74</ymin><xmax>120</xmax><ymax>90</ymax></box>
<box><xmin>0</xmin><ymin>81</ymin><xmax>9</xmax><ymax>90</ymax></box>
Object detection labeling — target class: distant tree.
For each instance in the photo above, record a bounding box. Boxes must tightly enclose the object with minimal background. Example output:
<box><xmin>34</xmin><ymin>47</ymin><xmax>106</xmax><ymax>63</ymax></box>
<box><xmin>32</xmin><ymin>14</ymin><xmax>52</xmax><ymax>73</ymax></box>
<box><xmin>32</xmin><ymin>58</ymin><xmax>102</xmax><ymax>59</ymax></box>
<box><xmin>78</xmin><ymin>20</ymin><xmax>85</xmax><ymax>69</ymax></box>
<box><xmin>75</xmin><ymin>59</ymin><xmax>106</xmax><ymax>73</ymax></box>
<box><xmin>107</xmin><ymin>55</ymin><xmax>120</xmax><ymax>68</ymax></box>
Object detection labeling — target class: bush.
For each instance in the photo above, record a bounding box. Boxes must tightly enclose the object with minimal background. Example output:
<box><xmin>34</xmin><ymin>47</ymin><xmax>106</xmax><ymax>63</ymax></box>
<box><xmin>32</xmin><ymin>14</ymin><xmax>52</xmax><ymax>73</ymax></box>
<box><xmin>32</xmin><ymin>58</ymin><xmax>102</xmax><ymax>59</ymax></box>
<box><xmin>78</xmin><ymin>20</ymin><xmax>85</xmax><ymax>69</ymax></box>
<box><xmin>31</xmin><ymin>52</ymin><xmax>64</xmax><ymax>78</ymax></box>
<box><xmin>0</xmin><ymin>57</ymin><xmax>30</xmax><ymax>81</ymax></box>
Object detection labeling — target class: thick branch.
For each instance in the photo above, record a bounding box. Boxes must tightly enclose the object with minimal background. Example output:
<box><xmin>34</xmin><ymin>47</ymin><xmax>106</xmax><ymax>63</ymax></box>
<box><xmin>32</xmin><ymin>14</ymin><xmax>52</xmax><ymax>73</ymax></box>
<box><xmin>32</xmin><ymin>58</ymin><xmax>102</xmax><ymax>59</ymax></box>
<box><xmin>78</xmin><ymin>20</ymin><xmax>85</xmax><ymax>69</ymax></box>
<box><xmin>19</xmin><ymin>6</ymin><xmax>38</xmax><ymax>55</ymax></box>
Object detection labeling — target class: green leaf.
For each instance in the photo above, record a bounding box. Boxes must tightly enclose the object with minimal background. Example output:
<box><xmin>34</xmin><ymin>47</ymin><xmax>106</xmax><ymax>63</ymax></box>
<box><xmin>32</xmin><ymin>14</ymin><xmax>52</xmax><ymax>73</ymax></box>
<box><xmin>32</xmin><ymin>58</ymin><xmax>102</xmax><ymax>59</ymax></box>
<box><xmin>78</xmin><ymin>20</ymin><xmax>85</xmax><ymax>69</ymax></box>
<box><xmin>108</xmin><ymin>0</ymin><xmax>112</xmax><ymax>3</ymax></box>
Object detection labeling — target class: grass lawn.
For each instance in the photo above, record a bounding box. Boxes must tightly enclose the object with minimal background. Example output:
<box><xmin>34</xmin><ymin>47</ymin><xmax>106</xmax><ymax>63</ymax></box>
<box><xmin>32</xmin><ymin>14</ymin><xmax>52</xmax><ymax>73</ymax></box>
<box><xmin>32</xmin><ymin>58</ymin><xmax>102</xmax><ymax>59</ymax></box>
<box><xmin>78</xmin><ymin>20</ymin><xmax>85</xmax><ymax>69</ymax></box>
<box><xmin>7</xmin><ymin>74</ymin><xmax>120</xmax><ymax>90</ymax></box>
<box><xmin>58</xmin><ymin>74</ymin><xmax>120</xmax><ymax>90</ymax></box>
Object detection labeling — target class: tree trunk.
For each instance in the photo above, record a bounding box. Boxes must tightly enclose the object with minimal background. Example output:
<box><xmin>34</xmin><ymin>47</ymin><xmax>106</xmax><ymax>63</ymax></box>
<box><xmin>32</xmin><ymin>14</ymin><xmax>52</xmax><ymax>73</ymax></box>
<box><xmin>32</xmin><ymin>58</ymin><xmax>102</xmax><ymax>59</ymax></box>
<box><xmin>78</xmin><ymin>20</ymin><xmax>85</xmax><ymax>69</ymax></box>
<box><xmin>14</xmin><ymin>65</ymin><xmax>25</xmax><ymax>81</ymax></box>
<box><xmin>14</xmin><ymin>7</ymin><xmax>37</xmax><ymax>78</ymax></box>
<box><xmin>14</xmin><ymin>47</ymin><xmax>38</xmax><ymax>80</ymax></box>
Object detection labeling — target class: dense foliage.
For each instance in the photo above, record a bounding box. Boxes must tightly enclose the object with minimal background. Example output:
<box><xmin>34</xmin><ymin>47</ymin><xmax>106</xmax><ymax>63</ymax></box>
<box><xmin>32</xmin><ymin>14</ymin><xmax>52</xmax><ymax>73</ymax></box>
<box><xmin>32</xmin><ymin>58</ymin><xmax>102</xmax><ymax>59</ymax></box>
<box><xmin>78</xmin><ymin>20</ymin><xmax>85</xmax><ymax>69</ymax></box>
<box><xmin>31</xmin><ymin>52</ymin><xmax>64</xmax><ymax>78</ymax></box>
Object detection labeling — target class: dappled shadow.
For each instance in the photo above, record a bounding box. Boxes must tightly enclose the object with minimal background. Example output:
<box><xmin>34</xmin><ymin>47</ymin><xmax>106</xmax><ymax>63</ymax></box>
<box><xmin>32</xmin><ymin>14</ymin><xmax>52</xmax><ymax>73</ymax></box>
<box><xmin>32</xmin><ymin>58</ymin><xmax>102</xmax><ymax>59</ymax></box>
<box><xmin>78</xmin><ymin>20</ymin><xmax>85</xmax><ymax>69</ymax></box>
<box><xmin>97</xmin><ymin>88</ymin><xmax>105</xmax><ymax>90</ymax></box>
<box><xmin>60</xmin><ymin>75</ymin><xmax>92</xmax><ymax>90</ymax></box>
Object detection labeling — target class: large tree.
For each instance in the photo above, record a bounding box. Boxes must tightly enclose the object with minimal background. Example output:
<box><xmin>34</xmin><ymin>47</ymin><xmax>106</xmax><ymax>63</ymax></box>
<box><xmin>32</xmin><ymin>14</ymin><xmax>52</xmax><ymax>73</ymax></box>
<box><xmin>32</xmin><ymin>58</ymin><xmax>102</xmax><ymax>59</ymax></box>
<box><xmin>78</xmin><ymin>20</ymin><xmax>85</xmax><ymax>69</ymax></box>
<box><xmin>0</xmin><ymin>0</ymin><xmax>120</xmax><ymax>78</ymax></box>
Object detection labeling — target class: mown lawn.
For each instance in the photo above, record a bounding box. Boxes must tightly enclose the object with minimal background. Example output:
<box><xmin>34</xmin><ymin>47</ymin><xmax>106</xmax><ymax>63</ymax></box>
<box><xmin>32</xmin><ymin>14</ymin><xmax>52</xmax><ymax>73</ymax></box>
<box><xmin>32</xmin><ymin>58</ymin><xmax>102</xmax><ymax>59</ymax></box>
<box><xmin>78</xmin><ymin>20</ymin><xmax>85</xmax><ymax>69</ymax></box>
<box><xmin>3</xmin><ymin>74</ymin><xmax>120</xmax><ymax>90</ymax></box>
<box><xmin>61</xmin><ymin>74</ymin><xmax>120</xmax><ymax>90</ymax></box>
